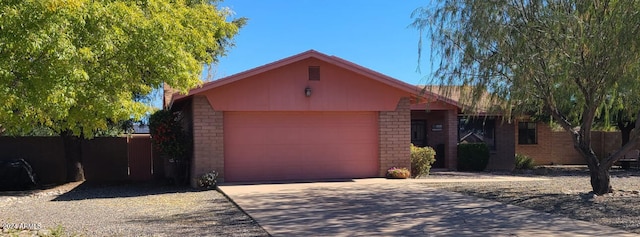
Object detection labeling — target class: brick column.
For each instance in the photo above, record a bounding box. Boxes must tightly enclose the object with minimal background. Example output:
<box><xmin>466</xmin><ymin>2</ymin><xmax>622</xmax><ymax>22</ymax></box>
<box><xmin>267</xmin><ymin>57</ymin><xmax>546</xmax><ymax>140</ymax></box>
<box><xmin>445</xmin><ymin>109</ymin><xmax>458</xmax><ymax>170</ymax></box>
<box><xmin>487</xmin><ymin>121</ymin><xmax>515</xmax><ymax>170</ymax></box>
<box><xmin>163</xmin><ymin>83</ymin><xmax>178</xmax><ymax>109</ymax></box>
<box><xmin>378</xmin><ymin>97</ymin><xmax>411</xmax><ymax>176</ymax></box>
<box><xmin>191</xmin><ymin>96</ymin><xmax>225</xmax><ymax>187</ymax></box>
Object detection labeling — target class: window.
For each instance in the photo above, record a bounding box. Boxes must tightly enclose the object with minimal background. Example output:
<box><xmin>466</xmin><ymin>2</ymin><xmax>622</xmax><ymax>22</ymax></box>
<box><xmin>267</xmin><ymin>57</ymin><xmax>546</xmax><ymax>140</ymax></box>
<box><xmin>458</xmin><ymin>117</ymin><xmax>496</xmax><ymax>150</ymax></box>
<box><xmin>518</xmin><ymin>122</ymin><xmax>537</xmax><ymax>144</ymax></box>
<box><xmin>308</xmin><ymin>66</ymin><xmax>320</xmax><ymax>80</ymax></box>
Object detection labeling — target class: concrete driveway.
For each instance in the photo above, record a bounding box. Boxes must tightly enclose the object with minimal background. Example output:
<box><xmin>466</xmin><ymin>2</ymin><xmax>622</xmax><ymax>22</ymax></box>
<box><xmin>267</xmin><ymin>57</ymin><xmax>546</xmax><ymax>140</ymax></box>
<box><xmin>219</xmin><ymin>177</ymin><xmax>636</xmax><ymax>237</ymax></box>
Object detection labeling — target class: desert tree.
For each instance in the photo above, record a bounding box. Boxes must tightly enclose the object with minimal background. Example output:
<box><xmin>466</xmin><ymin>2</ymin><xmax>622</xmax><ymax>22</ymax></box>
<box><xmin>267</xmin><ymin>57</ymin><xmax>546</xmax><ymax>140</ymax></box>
<box><xmin>412</xmin><ymin>0</ymin><xmax>640</xmax><ymax>194</ymax></box>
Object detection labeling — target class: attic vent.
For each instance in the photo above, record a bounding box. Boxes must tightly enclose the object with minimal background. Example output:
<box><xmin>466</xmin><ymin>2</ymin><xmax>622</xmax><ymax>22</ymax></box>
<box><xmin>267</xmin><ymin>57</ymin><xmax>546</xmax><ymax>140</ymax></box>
<box><xmin>308</xmin><ymin>66</ymin><xmax>320</xmax><ymax>81</ymax></box>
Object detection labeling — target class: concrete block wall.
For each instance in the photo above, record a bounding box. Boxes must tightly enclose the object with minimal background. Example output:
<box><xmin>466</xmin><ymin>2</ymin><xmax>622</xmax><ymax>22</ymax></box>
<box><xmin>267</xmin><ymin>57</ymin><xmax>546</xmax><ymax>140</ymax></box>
<box><xmin>378</xmin><ymin>97</ymin><xmax>411</xmax><ymax>176</ymax></box>
<box><xmin>191</xmin><ymin>96</ymin><xmax>225</xmax><ymax>186</ymax></box>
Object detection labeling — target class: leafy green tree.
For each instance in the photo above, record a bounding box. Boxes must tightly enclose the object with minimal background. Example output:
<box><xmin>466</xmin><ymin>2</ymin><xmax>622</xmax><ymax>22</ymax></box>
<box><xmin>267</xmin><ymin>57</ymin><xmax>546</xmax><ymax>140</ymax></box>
<box><xmin>0</xmin><ymin>0</ymin><xmax>245</xmax><ymax>181</ymax></box>
<box><xmin>413</xmin><ymin>0</ymin><xmax>640</xmax><ymax>194</ymax></box>
<box><xmin>596</xmin><ymin>86</ymin><xmax>640</xmax><ymax>145</ymax></box>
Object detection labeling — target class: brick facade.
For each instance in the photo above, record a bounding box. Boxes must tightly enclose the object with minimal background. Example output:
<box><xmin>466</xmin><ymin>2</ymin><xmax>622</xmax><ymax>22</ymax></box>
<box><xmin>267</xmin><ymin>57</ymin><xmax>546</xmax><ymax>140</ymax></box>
<box><xmin>378</xmin><ymin>97</ymin><xmax>411</xmax><ymax>176</ymax></box>
<box><xmin>444</xmin><ymin>109</ymin><xmax>458</xmax><ymax>169</ymax></box>
<box><xmin>486</xmin><ymin>121</ymin><xmax>515</xmax><ymax>170</ymax></box>
<box><xmin>411</xmin><ymin>111</ymin><xmax>515</xmax><ymax>170</ymax></box>
<box><xmin>163</xmin><ymin>83</ymin><xmax>179</xmax><ymax>109</ymax></box>
<box><xmin>515</xmin><ymin>121</ymin><xmax>621</xmax><ymax>165</ymax></box>
<box><xmin>190</xmin><ymin>96</ymin><xmax>225</xmax><ymax>186</ymax></box>
<box><xmin>515</xmin><ymin>122</ymin><xmax>553</xmax><ymax>165</ymax></box>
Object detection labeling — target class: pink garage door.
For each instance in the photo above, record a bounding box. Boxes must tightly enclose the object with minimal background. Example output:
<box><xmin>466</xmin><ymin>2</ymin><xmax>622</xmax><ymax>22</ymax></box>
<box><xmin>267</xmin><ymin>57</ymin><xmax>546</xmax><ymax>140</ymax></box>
<box><xmin>224</xmin><ymin>111</ymin><xmax>379</xmax><ymax>182</ymax></box>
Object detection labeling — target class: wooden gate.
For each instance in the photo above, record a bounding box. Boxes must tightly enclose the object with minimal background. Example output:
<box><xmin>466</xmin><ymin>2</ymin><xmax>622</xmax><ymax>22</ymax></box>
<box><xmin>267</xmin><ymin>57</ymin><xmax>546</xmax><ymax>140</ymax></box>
<box><xmin>127</xmin><ymin>134</ymin><xmax>154</xmax><ymax>181</ymax></box>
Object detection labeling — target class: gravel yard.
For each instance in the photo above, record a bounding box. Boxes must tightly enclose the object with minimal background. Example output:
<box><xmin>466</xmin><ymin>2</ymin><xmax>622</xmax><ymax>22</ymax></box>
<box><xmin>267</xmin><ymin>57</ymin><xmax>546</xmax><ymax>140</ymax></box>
<box><xmin>0</xmin><ymin>182</ymin><xmax>269</xmax><ymax>236</ymax></box>
<box><xmin>427</xmin><ymin>166</ymin><xmax>640</xmax><ymax>234</ymax></box>
<box><xmin>2</xmin><ymin>166</ymin><xmax>639</xmax><ymax>236</ymax></box>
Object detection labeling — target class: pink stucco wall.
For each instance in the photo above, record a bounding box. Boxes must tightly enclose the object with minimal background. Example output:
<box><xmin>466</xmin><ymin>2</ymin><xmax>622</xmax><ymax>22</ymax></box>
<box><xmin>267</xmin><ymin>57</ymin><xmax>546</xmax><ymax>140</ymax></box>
<box><xmin>201</xmin><ymin>58</ymin><xmax>410</xmax><ymax>112</ymax></box>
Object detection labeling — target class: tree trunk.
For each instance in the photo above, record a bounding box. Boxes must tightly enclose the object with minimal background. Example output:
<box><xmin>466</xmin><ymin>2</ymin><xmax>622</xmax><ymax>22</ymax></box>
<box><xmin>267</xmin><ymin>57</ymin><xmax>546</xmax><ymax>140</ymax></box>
<box><xmin>574</xmin><ymin>129</ymin><xmax>614</xmax><ymax>195</ymax></box>
<box><xmin>61</xmin><ymin>131</ymin><xmax>85</xmax><ymax>182</ymax></box>
<box><xmin>590</xmin><ymin>167</ymin><xmax>613</xmax><ymax>195</ymax></box>
<box><xmin>582</xmin><ymin>152</ymin><xmax>613</xmax><ymax>195</ymax></box>
<box><xmin>619</xmin><ymin>122</ymin><xmax>634</xmax><ymax>146</ymax></box>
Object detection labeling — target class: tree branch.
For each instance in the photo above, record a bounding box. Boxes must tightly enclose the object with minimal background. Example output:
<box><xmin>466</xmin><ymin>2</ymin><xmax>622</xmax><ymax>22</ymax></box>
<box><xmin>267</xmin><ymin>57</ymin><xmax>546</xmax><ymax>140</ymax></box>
<box><xmin>603</xmin><ymin>110</ymin><xmax>640</xmax><ymax>168</ymax></box>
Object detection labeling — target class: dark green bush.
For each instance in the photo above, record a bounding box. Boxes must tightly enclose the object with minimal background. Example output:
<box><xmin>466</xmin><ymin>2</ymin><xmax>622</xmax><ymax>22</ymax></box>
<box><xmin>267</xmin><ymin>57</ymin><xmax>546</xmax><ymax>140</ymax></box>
<box><xmin>411</xmin><ymin>144</ymin><xmax>436</xmax><ymax>177</ymax></box>
<box><xmin>515</xmin><ymin>153</ymin><xmax>535</xmax><ymax>169</ymax></box>
<box><xmin>457</xmin><ymin>143</ymin><xmax>490</xmax><ymax>171</ymax></box>
<box><xmin>149</xmin><ymin>110</ymin><xmax>189</xmax><ymax>161</ymax></box>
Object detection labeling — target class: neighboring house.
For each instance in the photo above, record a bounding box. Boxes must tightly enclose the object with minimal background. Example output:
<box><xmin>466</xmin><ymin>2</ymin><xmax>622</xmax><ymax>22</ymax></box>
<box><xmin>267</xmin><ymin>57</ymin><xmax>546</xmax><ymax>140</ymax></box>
<box><xmin>132</xmin><ymin>124</ymin><xmax>150</xmax><ymax>134</ymax></box>
<box><xmin>167</xmin><ymin>50</ymin><xmax>515</xmax><ymax>185</ymax></box>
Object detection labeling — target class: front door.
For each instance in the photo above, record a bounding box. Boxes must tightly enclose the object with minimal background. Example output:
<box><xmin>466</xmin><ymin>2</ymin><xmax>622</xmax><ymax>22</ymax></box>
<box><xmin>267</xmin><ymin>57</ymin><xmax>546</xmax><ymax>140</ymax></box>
<box><xmin>411</xmin><ymin>120</ymin><xmax>427</xmax><ymax>147</ymax></box>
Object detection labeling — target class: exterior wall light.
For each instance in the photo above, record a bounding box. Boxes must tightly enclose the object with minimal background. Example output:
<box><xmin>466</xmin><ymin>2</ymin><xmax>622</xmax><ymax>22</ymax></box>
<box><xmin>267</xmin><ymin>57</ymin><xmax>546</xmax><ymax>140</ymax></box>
<box><xmin>305</xmin><ymin>87</ymin><xmax>312</xmax><ymax>97</ymax></box>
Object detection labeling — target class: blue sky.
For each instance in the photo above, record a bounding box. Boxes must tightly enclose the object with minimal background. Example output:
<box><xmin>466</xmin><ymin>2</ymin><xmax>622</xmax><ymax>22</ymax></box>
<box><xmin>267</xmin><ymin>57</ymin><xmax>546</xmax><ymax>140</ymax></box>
<box><xmin>206</xmin><ymin>0</ymin><xmax>432</xmax><ymax>84</ymax></box>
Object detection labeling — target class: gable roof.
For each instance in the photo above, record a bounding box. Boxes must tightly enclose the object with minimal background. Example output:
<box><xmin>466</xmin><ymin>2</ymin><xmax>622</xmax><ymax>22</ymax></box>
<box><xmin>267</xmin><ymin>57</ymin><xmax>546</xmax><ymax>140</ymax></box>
<box><xmin>172</xmin><ymin>50</ymin><xmax>450</xmax><ymax>105</ymax></box>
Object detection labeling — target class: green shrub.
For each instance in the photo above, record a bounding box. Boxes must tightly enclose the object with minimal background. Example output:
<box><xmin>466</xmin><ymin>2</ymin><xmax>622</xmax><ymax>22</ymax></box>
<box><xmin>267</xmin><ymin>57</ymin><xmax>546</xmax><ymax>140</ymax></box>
<box><xmin>515</xmin><ymin>154</ymin><xmax>535</xmax><ymax>169</ymax></box>
<box><xmin>411</xmin><ymin>144</ymin><xmax>436</xmax><ymax>177</ymax></box>
<box><xmin>149</xmin><ymin>110</ymin><xmax>190</xmax><ymax>162</ymax></box>
<box><xmin>457</xmin><ymin>143</ymin><xmax>490</xmax><ymax>171</ymax></box>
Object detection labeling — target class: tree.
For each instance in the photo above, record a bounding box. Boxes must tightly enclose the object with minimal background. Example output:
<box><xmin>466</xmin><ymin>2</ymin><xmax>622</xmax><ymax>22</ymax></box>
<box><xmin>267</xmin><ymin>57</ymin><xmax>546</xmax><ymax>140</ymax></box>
<box><xmin>598</xmin><ymin>87</ymin><xmax>640</xmax><ymax>145</ymax></box>
<box><xmin>412</xmin><ymin>0</ymin><xmax>640</xmax><ymax>195</ymax></box>
<box><xmin>0</xmin><ymin>0</ymin><xmax>245</xmax><ymax>181</ymax></box>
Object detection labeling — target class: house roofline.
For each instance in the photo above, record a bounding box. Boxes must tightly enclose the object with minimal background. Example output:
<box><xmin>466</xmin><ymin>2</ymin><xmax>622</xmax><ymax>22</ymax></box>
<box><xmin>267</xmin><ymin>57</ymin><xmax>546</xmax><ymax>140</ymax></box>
<box><xmin>172</xmin><ymin>50</ymin><xmax>449</xmax><ymax>105</ymax></box>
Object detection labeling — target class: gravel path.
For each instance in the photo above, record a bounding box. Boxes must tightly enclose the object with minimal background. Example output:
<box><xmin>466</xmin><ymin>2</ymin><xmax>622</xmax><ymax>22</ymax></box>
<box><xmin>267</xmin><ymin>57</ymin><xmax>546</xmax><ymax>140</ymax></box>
<box><xmin>1</xmin><ymin>182</ymin><xmax>269</xmax><ymax>236</ymax></box>
<box><xmin>427</xmin><ymin>166</ymin><xmax>640</xmax><ymax>234</ymax></box>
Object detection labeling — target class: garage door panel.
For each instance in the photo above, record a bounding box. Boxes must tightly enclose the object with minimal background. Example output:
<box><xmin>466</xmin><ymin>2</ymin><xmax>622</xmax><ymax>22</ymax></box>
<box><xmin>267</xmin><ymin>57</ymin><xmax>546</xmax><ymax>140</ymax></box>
<box><xmin>224</xmin><ymin>111</ymin><xmax>378</xmax><ymax>182</ymax></box>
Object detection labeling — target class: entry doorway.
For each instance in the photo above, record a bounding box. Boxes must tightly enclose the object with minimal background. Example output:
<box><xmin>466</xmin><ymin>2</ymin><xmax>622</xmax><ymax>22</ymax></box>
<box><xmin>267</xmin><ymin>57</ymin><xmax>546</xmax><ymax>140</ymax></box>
<box><xmin>411</xmin><ymin>120</ymin><xmax>427</xmax><ymax>147</ymax></box>
<box><xmin>412</xmin><ymin>119</ymin><xmax>446</xmax><ymax>169</ymax></box>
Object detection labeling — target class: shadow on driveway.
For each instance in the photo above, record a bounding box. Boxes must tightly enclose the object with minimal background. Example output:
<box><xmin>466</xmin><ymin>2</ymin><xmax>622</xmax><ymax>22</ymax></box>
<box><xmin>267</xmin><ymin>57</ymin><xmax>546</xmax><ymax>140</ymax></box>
<box><xmin>220</xmin><ymin>180</ymin><xmax>636</xmax><ymax>236</ymax></box>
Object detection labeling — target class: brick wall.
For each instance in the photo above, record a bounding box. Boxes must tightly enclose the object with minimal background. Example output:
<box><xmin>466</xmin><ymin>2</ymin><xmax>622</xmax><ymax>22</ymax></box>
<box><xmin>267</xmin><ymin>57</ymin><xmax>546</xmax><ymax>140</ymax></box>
<box><xmin>163</xmin><ymin>83</ymin><xmax>179</xmax><ymax>109</ymax></box>
<box><xmin>515</xmin><ymin>122</ymin><xmax>621</xmax><ymax>165</ymax></box>
<box><xmin>191</xmin><ymin>96</ymin><xmax>225</xmax><ymax>186</ymax></box>
<box><xmin>487</xmin><ymin>121</ymin><xmax>515</xmax><ymax>170</ymax></box>
<box><xmin>592</xmin><ymin>131</ymin><xmax>622</xmax><ymax>160</ymax></box>
<box><xmin>378</xmin><ymin>97</ymin><xmax>411</xmax><ymax>176</ymax></box>
<box><xmin>444</xmin><ymin>109</ymin><xmax>458</xmax><ymax>169</ymax></box>
<box><xmin>515</xmin><ymin>122</ymin><xmax>554</xmax><ymax>164</ymax></box>
<box><xmin>412</xmin><ymin>110</ymin><xmax>447</xmax><ymax>147</ymax></box>
<box><xmin>550</xmin><ymin>132</ymin><xmax>582</xmax><ymax>164</ymax></box>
